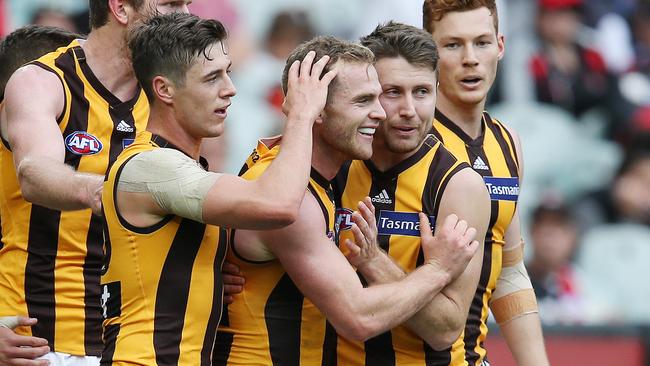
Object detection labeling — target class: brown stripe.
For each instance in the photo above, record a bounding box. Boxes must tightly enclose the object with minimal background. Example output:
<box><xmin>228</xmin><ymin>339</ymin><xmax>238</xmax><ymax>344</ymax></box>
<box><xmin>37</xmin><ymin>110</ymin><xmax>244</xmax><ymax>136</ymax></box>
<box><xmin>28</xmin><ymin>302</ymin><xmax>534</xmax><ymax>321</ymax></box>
<box><xmin>321</xmin><ymin>322</ymin><xmax>337</xmax><ymax>366</ymax></box>
<box><xmin>106</xmin><ymin>103</ymin><xmax>137</xmax><ymax>173</ymax></box>
<box><xmin>462</xmin><ymin>142</ymin><xmax>500</xmax><ymax>364</ymax></box>
<box><xmin>362</xmin><ymin>169</ymin><xmax>399</xmax><ymax>366</ymax></box>
<box><xmin>55</xmin><ymin>48</ymin><xmax>90</xmax><ymax>170</ymax></box>
<box><xmin>201</xmin><ymin>229</ymin><xmax>228</xmax><ymax>365</ymax></box>
<box><xmin>484</xmin><ymin>114</ymin><xmax>518</xmax><ymax>177</ymax></box>
<box><xmin>25</xmin><ymin>205</ymin><xmax>60</xmax><ymax>347</ymax></box>
<box><xmin>153</xmin><ymin>219</ymin><xmax>207</xmax><ymax>365</ymax></box>
<box><xmin>83</xmin><ymin>214</ymin><xmax>104</xmax><ymax>355</ymax></box>
<box><xmin>421</xmin><ymin>148</ymin><xmax>464</xmax><ymax>364</ymax></box>
<box><xmin>100</xmin><ymin>324</ymin><xmax>121</xmax><ymax>366</ymax></box>
<box><xmin>332</xmin><ymin>160</ymin><xmax>352</xmax><ymax>209</ymax></box>
<box><xmin>265</xmin><ymin>273</ymin><xmax>304</xmax><ymax>366</ymax></box>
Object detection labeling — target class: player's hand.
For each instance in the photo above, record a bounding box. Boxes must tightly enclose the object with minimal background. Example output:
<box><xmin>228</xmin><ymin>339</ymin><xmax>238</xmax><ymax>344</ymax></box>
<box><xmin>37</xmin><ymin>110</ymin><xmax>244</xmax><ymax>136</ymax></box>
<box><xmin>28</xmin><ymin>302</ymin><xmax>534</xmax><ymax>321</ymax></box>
<box><xmin>282</xmin><ymin>50</ymin><xmax>337</xmax><ymax>124</ymax></box>
<box><xmin>83</xmin><ymin>174</ymin><xmax>103</xmax><ymax>216</ymax></box>
<box><xmin>420</xmin><ymin>213</ymin><xmax>478</xmax><ymax>284</ymax></box>
<box><xmin>222</xmin><ymin>261</ymin><xmax>245</xmax><ymax>304</ymax></box>
<box><xmin>344</xmin><ymin>197</ymin><xmax>382</xmax><ymax>270</ymax></box>
<box><xmin>0</xmin><ymin>317</ymin><xmax>50</xmax><ymax>366</ymax></box>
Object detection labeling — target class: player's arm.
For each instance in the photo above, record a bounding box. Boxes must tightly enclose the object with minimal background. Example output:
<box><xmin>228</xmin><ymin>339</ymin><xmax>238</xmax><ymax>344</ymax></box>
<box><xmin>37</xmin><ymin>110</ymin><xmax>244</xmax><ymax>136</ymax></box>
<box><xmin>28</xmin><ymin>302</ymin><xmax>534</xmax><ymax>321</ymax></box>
<box><xmin>0</xmin><ymin>316</ymin><xmax>50</xmax><ymax>366</ymax></box>
<box><xmin>247</xmin><ymin>193</ymin><xmax>477</xmax><ymax>342</ymax></box>
<box><xmin>351</xmin><ymin>168</ymin><xmax>490</xmax><ymax>350</ymax></box>
<box><xmin>115</xmin><ymin>53</ymin><xmax>337</xmax><ymax>230</ymax></box>
<box><xmin>5</xmin><ymin>65</ymin><xmax>103</xmax><ymax>215</ymax></box>
<box><xmin>492</xmin><ymin>127</ymin><xmax>550</xmax><ymax>366</ymax></box>
<box><xmin>202</xmin><ymin>51</ymin><xmax>336</xmax><ymax>229</ymax></box>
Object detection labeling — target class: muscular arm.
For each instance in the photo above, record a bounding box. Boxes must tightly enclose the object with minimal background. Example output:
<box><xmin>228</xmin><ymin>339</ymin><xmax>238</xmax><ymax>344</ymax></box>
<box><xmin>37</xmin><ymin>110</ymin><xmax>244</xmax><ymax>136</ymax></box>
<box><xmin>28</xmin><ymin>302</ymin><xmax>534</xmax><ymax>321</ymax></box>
<box><xmin>494</xmin><ymin>127</ymin><xmax>550</xmax><ymax>366</ymax></box>
<box><xmin>201</xmin><ymin>52</ymin><xmax>336</xmax><ymax>229</ymax></box>
<box><xmin>236</xmin><ymin>192</ymin><xmax>460</xmax><ymax>342</ymax></box>
<box><xmin>116</xmin><ymin>53</ymin><xmax>337</xmax><ymax>230</ymax></box>
<box><xmin>6</xmin><ymin>65</ymin><xmax>103</xmax><ymax>215</ymax></box>
<box><xmin>354</xmin><ymin>168</ymin><xmax>490</xmax><ymax>350</ymax></box>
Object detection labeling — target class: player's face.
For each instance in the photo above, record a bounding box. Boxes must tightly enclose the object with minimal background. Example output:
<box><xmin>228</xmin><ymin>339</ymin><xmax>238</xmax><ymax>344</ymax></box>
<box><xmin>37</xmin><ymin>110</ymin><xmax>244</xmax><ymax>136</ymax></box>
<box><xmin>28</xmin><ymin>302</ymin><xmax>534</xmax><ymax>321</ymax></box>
<box><xmin>431</xmin><ymin>7</ymin><xmax>504</xmax><ymax>107</ymax></box>
<box><xmin>373</xmin><ymin>57</ymin><xmax>436</xmax><ymax>156</ymax></box>
<box><xmin>320</xmin><ymin>61</ymin><xmax>385</xmax><ymax>161</ymax></box>
<box><xmin>173</xmin><ymin>41</ymin><xmax>236</xmax><ymax>139</ymax></box>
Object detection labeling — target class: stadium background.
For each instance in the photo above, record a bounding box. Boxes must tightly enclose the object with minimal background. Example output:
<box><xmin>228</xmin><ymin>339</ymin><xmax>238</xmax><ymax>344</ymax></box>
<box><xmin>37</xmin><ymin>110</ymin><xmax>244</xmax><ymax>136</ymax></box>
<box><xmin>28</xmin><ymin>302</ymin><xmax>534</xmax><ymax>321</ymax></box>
<box><xmin>1</xmin><ymin>0</ymin><xmax>649</xmax><ymax>364</ymax></box>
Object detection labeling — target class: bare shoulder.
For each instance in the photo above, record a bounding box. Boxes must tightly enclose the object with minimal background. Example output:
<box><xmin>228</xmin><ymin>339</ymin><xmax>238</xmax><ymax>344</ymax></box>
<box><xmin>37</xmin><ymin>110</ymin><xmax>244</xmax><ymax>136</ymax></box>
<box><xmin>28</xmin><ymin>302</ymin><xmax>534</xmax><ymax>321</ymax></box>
<box><xmin>5</xmin><ymin>64</ymin><xmax>64</xmax><ymax>114</ymax></box>
<box><xmin>446</xmin><ymin>167</ymin><xmax>488</xmax><ymax>198</ymax></box>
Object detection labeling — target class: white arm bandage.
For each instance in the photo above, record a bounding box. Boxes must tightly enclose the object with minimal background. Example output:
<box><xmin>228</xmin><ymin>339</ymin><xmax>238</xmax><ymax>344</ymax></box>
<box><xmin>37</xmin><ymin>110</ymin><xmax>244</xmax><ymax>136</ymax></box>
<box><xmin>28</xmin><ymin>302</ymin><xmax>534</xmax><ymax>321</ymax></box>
<box><xmin>0</xmin><ymin>316</ymin><xmax>20</xmax><ymax>329</ymax></box>
<box><xmin>490</xmin><ymin>242</ymin><xmax>539</xmax><ymax>325</ymax></box>
<box><xmin>117</xmin><ymin>148</ymin><xmax>221</xmax><ymax>223</ymax></box>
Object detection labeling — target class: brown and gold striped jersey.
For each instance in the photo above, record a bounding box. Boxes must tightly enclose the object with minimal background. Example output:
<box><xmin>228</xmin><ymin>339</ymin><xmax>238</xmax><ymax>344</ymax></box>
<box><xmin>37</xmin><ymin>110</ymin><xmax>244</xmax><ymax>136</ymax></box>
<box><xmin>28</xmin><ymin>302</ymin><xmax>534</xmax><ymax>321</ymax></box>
<box><xmin>0</xmin><ymin>40</ymin><xmax>148</xmax><ymax>356</ymax></box>
<box><xmin>214</xmin><ymin>137</ymin><xmax>338</xmax><ymax>366</ymax></box>
<box><xmin>332</xmin><ymin>135</ymin><xmax>470</xmax><ymax>365</ymax></box>
<box><xmin>100</xmin><ymin>131</ymin><xmax>227</xmax><ymax>365</ymax></box>
<box><xmin>431</xmin><ymin>110</ymin><xmax>520</xmax><ymax>366</ymax></box>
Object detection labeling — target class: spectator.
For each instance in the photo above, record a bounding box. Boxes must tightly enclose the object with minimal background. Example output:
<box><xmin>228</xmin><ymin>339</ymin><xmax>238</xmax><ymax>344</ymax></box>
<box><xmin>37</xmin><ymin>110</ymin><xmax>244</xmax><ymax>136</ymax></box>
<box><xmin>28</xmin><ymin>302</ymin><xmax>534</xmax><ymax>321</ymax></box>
<box><xmin>574</xmin><ymin>149</ymin><xmax>650</xmax><ymax>230</ymax></box>
<box><xmin>223</xmin><ymin>9</ymin><xmax>316</xmax><ymax>173</ymax></box>
<box><xmin>527</xmin><ymin>200</ymin><xmax>586</xmax><ymax>324</ymax></box>
<box><xmin>529</xmin><ymin>0</ymin><xmax>626</xmax><ymax>136</ymax></box>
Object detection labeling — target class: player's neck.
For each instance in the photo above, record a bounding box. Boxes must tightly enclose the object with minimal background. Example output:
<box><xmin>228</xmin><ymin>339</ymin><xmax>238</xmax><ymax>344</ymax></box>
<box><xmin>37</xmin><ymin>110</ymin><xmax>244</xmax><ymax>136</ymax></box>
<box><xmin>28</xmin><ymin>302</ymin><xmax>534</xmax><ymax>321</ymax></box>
<box><xmin>83</xmin><ymin>27</ymin><xmax>139</xmax><ymax>103</ymax></box>
<box><xmin>436</xmin><ymin>94</ymin><xmax>485</xmax><ymax>140</ymax></box>
<box><xmin>147</xmin><ymin>106</ymin><xmax>201</xmax><ymax>160</ymax></box>
<box><xmin>370</xmin><ymin>140</ymin><xmax>424</xmax><ymax>172</ymax></box>
<box><xmin>311</xmin><ymin>139</ymin><xmax>347</xmax><ymax>181</ymax></box>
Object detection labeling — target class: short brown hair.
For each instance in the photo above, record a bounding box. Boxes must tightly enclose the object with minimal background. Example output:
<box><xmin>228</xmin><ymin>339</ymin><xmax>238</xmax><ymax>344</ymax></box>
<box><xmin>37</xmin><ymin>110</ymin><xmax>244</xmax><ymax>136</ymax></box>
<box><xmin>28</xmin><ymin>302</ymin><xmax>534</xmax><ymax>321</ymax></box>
<box><xmin>360</xmin><ymin>21</ymin><xmax>438</xmax><ymax>72</ymax></box>
<box><xmin>128</xmin><ymin>12</ymin><xmax>228</xmax><ymax>102</ymax></box>
<box><xmin>423</xmin><ymin>0</ymin><xmax>499</xmax><ymax>34</ymax></box>
<box><xmin>89</xmin><ymin>0</ymin><xmax>144</xmax><ymax>29</ymax></box>
<box><xmin>281</xmin><ymin>36</ymin><xmax>374</xmax><ymax>96</ymax></box>
<box><xmin>0</xmin><ymin>25</ymin><xmax>81</xmax><ymax>98</ymax></box>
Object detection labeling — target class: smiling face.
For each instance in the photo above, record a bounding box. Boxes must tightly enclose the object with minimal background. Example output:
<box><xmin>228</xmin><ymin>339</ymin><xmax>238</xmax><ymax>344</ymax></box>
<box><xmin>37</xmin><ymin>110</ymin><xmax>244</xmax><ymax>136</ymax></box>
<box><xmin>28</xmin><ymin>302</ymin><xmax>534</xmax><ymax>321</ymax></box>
<box><xmin>372</xmin><ymin>56</ymin><xmax>437</xmax><ymax>163</ymax></box>
<box><xmin>172</xmin><ymin>41</ymin><xmax>236</xmax><ymax>139</ymax></box>
<box><xmin>431</xmin><ymin>7</ymin><xmax>504</xmax><ymax>109</ymax></box>
<box><xmin>318</xmin><ymin>60</ymin><xmax>385</xmax><ymax>162</ymax></box>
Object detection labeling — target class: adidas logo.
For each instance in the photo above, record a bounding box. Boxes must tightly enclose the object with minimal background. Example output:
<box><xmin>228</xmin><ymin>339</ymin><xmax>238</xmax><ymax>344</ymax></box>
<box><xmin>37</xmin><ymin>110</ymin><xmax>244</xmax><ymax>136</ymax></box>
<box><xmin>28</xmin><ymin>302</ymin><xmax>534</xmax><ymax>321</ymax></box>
<box><xmin>116</xmin><ymin>120</ymin><xmax>134</xmax><ymax>133</ymax></box>
<box><xmin>473</xmin><ymin>156</ymin><xmax>489</xmax><ymax>171</ymax></box>
<box><xmin>371</xmin><ymin>189</ymin><xmax>393</xmax><ymax>204</ymax></box>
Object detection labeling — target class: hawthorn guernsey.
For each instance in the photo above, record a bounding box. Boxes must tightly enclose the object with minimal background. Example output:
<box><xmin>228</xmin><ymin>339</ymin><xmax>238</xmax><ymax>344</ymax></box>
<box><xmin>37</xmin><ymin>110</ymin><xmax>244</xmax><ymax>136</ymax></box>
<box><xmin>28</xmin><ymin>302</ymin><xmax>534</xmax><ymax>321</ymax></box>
<box><xmin>482</xmin><ymin>177</ymin><xmax>519</xmax><ymax>201</ymax></box>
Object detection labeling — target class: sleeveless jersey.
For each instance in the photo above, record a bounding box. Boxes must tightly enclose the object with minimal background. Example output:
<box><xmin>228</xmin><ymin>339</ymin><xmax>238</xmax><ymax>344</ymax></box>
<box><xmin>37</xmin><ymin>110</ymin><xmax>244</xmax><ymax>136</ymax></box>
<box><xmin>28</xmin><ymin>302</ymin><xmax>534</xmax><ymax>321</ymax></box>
<box><xmin>100</xmin><ymin>131</ymin><xmax>227</xmax><ymax>366</ymax></box>
<box><xmin>333</xmin><ymin>135</ymin><xmax>470</xmax><ymax>366</ymax></box>
<box><xmin>431</xmin><ymin>110</ymin><xmax>520</xmax><ymax>366</ymax></box>
<box><xmin>0</xmin><ymin>40</ymin><xmax>148</xmax><ymax>356</ymax></box>
<box><xmin>214</xmin><ymin>137</ymin><xmax>338</xmax><ymax>366</ymax></box>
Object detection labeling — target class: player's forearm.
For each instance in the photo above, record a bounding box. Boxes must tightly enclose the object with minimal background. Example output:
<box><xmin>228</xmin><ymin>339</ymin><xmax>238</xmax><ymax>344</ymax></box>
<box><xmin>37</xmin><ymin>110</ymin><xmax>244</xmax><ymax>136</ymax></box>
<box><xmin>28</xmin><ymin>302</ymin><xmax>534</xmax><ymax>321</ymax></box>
<box><xmin>404</xmin><ymin>291</ymin><xmax>467</xmax><ymax>350</ymax></box>
<box><xmin>345</xmin><ymin>263</ymin><xmax>450</xmax><ymax>340</ymax></box>
<box><xmin>356</xmin><ymin>251</ymin><xmax>406</xmax><ymax>284</ymax></box>
<box><xmin>357</xmin><ymin>251</ymin><xmax>466</xmax><ymax>349</ymax></box>
<box><xmin>499</xmin><ymin>312</ymin><xmax>550</xmax><ymax>366</ymax></box>
<box><xmin>17</xmin><ymin>157</ymin><xmax>102</xmax><ymax>211</ymax></box>
<box><xmin>256</xmin><ymin>116</ymin><xmax>313</xmax><ymax>216</ymax></box>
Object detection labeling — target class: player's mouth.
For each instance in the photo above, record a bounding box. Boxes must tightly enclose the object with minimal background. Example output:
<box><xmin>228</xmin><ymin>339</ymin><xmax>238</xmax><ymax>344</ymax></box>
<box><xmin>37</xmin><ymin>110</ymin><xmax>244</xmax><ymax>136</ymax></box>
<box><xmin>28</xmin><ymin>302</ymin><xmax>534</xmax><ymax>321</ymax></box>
<box><xmin>393</xmin><ymin>125</ymin><xmax>418</xmax><ymax>137</ymax></box>
<box><xmin>460</xmin><ymin>75</ymin><xmax>483</xmax><ymax>89</ymax></box>
<box><xmin>357</xmin><ymin>126</ymin><xmax>377</xmax><ymax>138</ymax></box>
<box><xmin>215</xmin><ymin>104</ymin><xmax>231</xmax><ymax>117</ymax></box>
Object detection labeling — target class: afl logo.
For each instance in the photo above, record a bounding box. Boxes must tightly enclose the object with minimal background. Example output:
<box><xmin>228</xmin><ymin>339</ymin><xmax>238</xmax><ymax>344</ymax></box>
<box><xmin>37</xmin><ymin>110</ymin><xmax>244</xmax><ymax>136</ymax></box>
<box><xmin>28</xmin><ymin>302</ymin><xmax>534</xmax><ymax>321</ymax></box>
<box><xmin>65</xmin><ymin>131</ymin><xmax>103</xmax><ymax>155</ymax></box>
<box><xmin>335</xmin><ymin>207</ymin><xmax>354</xmax><ymax>231</ymax></box>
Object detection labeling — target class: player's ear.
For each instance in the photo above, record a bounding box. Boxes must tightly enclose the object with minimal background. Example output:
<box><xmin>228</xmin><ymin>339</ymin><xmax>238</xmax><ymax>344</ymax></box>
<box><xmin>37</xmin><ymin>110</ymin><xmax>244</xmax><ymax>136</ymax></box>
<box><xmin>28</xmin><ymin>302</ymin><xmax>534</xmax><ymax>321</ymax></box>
<box><xmin>152</xmin><ymin>76</ymin><xmax>175</xmax><ymax>105</ymax></box>
<box><xmin>108</xmin><ymin>0</ymin><xmax>129</xmax><ymax>26</ymax></box>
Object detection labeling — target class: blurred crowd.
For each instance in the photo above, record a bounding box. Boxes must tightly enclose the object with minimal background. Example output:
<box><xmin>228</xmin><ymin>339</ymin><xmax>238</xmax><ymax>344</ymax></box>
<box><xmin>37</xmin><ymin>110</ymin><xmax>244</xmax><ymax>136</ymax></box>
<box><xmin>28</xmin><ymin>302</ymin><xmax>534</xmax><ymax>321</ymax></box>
<box><xmin>1</xmin><ymin>0</ymin><xmax>649</xmax><ymax>327</ymax></box>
